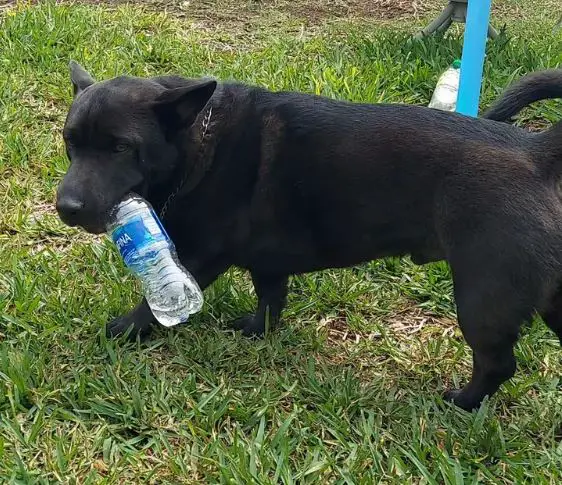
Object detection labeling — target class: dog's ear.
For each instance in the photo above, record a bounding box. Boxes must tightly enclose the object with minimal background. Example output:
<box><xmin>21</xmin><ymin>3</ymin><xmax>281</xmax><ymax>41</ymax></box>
<box><xmin>152</xmin><ymin>79</ymin><xmax>217</xmax><ymax>129</ymax></box>
<box><xmin>69</xmin><ymin>60</ymin><xmax>95</xmax><ymax>96</ymax></box>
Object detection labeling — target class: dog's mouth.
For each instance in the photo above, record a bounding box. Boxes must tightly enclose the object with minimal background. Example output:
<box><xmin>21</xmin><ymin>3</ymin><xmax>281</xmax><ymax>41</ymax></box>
<box><xmin>60</xmin><ymin>205</ymin><xmax>113</xmax><ymax>235</ymax></box>
<box><xmin>58</xmin><ymin>179</ymin><xmax>149</xmax><ymax>235</ymax></box>
<box><xmin>56</xmin><ymin>205</ymin><xmax>109</xmax><ymax>235</ymax></box>
<box><xmin>131</xmin><ymin>179</ymin><xmax>149</xmax><ymax>199</ymax></box>
<box><xmin>79</xmin><ymin>221</ymin><xmax>108</xmax><ymax>235</ymax></box>
<box><xmin>80</xmin><ymin>185</ymin><xmax>147</xmax><ymax>235</ymax></box>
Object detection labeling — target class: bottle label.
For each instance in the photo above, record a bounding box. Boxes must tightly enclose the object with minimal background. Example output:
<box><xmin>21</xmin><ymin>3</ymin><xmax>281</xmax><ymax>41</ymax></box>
<box><xmin>111</xmin><ymin>209</ymin><xmax>170</xmax><ymax>266</ymax></box>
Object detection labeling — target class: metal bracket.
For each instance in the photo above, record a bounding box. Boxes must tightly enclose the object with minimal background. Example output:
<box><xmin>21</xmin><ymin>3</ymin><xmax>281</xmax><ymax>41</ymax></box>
<box><xmin>414</xmin><ymin>0</ymin><xmax>498</xmax><ymax>40</ymax></box>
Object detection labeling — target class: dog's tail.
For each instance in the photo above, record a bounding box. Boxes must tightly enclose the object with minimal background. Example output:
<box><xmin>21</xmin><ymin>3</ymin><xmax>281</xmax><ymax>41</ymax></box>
<box><xmin>482</xmin><ymin>69</ymin><xmax>562</xmax><ymax>122</ymax></box>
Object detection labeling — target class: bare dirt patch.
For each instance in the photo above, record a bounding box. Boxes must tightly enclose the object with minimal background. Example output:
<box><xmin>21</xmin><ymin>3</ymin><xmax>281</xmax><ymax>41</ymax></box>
<box><xmin>273</xmin><ymin>0</ymin><xmax>437</xmax><ymax>23</ymax></box>
<box><xmin>2</xmin><ymin>1</ymin><xmax>442</xmax><ymax>24</ymax></box>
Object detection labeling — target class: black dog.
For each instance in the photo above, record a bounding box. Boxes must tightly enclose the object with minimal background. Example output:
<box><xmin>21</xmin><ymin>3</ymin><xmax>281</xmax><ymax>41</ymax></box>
<box><xmin>56</xmin><ymin>63</ymin><xmax>562</xmax><ymax>411</ymax></box>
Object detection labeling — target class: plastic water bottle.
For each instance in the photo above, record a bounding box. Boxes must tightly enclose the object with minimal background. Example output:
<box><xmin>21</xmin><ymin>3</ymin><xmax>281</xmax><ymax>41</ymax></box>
<box><xmin>428</xmin><ymin>59</ymin><xmax>461</xmax><ymax>111</ymax></box>
<box><xmin>107</xmin><ymin>194</ymin><xmax>204</xmax><ymax>327</ymax></box>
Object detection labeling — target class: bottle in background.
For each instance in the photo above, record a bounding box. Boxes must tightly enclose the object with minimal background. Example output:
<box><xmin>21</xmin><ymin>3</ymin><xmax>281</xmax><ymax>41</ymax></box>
<box><xmin>108</xmin><ymin>194</ymin><xmax>204</xmax><ymax>327</ymax></box>
<box><xmin>428</xmin><ymin>59</ymin><xmax>461</xmax><ymax>112</ymax></box>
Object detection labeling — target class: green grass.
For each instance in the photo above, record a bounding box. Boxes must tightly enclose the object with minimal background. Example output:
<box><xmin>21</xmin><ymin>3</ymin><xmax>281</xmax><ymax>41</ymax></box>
<box><xmin>1</xmin><ymin>1</ymin><xmax>562</xmax><ymax>482</ymax></box>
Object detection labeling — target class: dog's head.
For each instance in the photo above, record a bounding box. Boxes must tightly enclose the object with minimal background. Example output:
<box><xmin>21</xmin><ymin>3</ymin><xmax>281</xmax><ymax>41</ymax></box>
<box><xmin>56</xmin><ymin>61</ymin><xmax>217</xmax><ymax>233</ymax></box>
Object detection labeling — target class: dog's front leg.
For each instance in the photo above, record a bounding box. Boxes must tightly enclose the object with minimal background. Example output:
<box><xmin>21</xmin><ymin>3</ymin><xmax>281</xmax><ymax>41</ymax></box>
<box><xmin>106</xmin><ymin>256</ymin><xmax>230</xmax><ymax>340</ymax></box>
<box><xmin>231</xmin><ymin>273</ymin><xmax>289</xmax><ymax>337</ymax></box>
<box><xmin>106</xmin><ymin>298</ymin><xmax>154</xmax><ymax>340</ymax></box>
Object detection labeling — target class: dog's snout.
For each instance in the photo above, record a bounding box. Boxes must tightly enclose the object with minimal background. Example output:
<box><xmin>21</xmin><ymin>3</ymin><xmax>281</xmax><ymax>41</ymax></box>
<box><xmin>56</xmin><ymin>195</ymin><xmax>85</xmax><ymax>223</ymax></box>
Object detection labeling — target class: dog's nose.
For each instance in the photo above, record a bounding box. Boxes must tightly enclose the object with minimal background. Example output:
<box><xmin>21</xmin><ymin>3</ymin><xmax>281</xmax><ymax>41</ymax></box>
<box><xmin>56</xmin><ymin>196</ymin><xmax>85</xmax><ymax>223</ymax></box>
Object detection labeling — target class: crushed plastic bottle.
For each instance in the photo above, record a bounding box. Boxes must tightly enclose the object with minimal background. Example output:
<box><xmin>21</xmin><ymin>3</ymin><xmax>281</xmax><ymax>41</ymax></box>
<box><xmin>428</xmin><ymin>59</ymin><xmax>461</xmax><ymax>112</ymax></box>
<box><xmin>107</xmin><ymin>194</ymin><xmax>203</xmax><ymax>327</ymax></box>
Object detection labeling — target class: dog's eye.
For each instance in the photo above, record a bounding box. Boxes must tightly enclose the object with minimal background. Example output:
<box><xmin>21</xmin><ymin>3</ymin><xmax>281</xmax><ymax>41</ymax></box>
<box><xmin>113</xmin><ymin>143</ymin><xmax>130</xmax><ymax>153</ymax></box>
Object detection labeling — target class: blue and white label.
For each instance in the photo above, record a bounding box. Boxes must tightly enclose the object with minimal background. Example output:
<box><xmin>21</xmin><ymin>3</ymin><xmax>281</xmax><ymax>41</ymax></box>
<box><xmin>111</xmin><ymin>210</ymin><xmax>170</xmax><ymax>267</ymax></box>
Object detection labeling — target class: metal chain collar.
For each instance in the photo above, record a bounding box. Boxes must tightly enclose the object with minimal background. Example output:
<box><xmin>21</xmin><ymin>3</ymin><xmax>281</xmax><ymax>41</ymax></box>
<box><xmin>159</xmin><ymin>106</ymin><xmax>213</xmax><ymax>220</ymax></box>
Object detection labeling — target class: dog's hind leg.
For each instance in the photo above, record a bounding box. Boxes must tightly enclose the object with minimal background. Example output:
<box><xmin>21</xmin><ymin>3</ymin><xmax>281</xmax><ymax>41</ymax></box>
<box><xmin>540</xmin><ymin>285</ymin><xmax>562</xmax><ymax>346</ymax></box>
<box><xmin>444</xmin><ymin>254</ymin><xmax>541</xmax><ymax>410</ymax></box>
<box><xmin>231</xmin><ymin>273</ymin><xmax>288</xmax><ymax>337</ymax></box>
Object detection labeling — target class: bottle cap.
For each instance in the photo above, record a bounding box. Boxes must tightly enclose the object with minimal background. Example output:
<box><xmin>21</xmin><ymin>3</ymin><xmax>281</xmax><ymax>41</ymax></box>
<box><xmin>452</xmin><ymin>59</ymin><xmax>461</xmax><ymax>69</ymax></box>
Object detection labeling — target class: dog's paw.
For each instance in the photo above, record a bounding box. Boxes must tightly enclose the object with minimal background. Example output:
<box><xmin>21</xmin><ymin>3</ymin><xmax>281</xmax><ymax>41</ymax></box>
<box><xmin>443</xmin><ymin>388</ymin><xmax>480</xmax><ymax>411</ymax></box>
<box><xmin>229</xmin><ymin>315</ymin><xmax>265</xmax><ymax>338</ymax></box>
<box><xmin>106</xmin><ymin>314</ymin><xmax>152</xmax><ymax>340</ymax></box>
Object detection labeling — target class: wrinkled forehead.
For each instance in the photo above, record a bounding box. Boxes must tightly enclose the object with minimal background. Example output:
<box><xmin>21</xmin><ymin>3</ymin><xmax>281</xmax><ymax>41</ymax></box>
<box><xmin>64</xmin><ymin>77</ymin><xmax>162</xmax><ymax>139</ymax></box>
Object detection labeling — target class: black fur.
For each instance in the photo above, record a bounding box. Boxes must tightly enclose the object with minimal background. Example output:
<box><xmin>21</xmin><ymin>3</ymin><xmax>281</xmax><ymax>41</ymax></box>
<box><xmin>57</xmin><ymin>64</ymin><xmax>562</xmax><ymax>411</ymax></box>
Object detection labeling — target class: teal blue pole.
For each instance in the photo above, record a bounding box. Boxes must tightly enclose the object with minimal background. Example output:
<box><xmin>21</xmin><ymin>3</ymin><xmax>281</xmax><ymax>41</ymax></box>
<box><xmin>456</xmin><ymin>0</ymin><xmax>493</xmax><ymax>117</ymax></box>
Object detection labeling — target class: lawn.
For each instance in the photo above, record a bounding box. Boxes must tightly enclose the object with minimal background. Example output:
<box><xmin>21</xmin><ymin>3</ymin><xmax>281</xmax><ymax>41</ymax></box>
<box><xmin>0</xmin><ymin>0</ymin><xmax>561</xmax><ymax>482</ymax></box>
